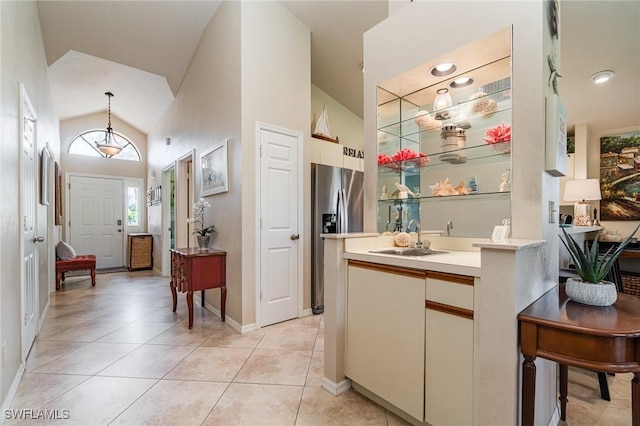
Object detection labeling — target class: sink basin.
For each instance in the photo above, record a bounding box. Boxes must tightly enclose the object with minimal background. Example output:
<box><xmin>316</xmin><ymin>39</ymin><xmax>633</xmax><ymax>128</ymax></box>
<box><xmin>370</xmin><ymin>248</ymin><xmax>448</xmax><ymax>256</ymax></box>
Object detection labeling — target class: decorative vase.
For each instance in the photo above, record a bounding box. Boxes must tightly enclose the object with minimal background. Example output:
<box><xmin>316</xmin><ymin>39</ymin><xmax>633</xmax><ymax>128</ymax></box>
<box><xmin>197</xmin><ymin>235</ymin><xmax>210</xmax><ymax>250</ymax></box>
<box><xmin>565</xmin><ymin>278</ymin><xmax>618</xmax><ymax>307</ymax></box>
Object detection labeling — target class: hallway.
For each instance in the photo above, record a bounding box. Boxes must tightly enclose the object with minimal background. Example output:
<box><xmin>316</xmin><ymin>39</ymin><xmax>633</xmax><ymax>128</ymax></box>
<box><xmin>8</xmin><ymin>270</ymin><xmax>634</xmax><ymax>425</ymax></box>
<box><xmin>9</xmin><ymin>271</ymin><xmax>408</xmax><ymax>425</ymax></box>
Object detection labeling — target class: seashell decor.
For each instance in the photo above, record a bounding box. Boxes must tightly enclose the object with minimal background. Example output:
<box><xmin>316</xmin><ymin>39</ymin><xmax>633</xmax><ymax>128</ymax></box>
<box><xmin>394</xmin><ymin>232</ymin><xmax>411</xmax><ymax>247</ymax></box>
<box><xmin>469</xmin><ymin>92</ymin><xmax>498</xmax><ymax>118</ymax></box>
<box><xmin>429</xmin><ymin>178</ymin><xmax>459</xmax><ymax>197</ymax></box>
<box><xmin>414</xmin><ymin>110</ymin><xmax>439</xmax><ymax>129</ymax></box>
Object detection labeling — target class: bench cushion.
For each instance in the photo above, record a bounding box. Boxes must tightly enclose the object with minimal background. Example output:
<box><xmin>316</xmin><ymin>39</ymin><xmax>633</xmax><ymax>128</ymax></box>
<box><xmin>56</xmin><ymin>254</ymin><xmax>96</xmax><ymax>272</ymax></box>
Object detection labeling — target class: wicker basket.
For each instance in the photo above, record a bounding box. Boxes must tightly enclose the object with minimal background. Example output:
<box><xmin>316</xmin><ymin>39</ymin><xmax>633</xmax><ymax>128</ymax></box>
<box><xmin>622</xmin><ymin>274</ymin><xmax>640</xmax><ymax>297</ymax></box>
<box><xmin>128</xmin><ymin>233</ymin><xmax>153</xmax><ymax>270</ymax></box>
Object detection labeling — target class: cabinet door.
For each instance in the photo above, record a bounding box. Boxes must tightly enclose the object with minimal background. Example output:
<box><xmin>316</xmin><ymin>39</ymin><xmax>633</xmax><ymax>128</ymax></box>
<box><xmin>346</xmin><ymin>262</ymin><xmax>425</xmax><ymax>421</ymax></box>
<box><xmin>425</xmin><ymin>307</ymin><xmax>473</xmax><ymax>425</ymax></box>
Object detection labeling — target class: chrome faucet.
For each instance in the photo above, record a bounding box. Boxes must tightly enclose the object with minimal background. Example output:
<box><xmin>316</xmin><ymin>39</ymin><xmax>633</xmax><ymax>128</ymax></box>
<box><xmin>408</xmin><ymin>219</ymin><xmax>422</xmax><ymax>248</ymax></box>
<box><xmin>446</xmin><ymin>220</ymin><xmax>454</xmax><ymax>236</ymax></box>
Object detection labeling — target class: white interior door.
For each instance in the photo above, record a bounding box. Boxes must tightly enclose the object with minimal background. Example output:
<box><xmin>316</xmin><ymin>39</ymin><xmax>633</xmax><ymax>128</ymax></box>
<box><xmin>68</xmin><ymin>175</ymin><xmax>124</xmax><ymax>268</ymax></box>
<box><xmin>259</xmin><ymin>126</ymin><xmax>301</xmax><ymax>326</ymax></box>
<box><xmin>20</xmin><ymin>84</ymin><xmax>38</xmax><ymax>358</ymax></box>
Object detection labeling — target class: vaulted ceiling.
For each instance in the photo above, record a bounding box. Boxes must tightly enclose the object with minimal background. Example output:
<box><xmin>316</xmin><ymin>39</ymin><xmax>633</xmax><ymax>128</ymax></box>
<box><xmin>37</xmin><ymin>1</ymin><xmax>638</xmax><ymax>136</ymax></box>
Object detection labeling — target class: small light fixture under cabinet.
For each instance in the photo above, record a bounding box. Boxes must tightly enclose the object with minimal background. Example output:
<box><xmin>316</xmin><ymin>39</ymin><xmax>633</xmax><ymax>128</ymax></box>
<box><xmin>449</xmin><ymin>77</ymin><xmax>474</xmax><ymax>89</ymax></box>
<box><xmin>430</xmin><ymin>62</ymin><xmax>457</xmax><ymax>77</ymax></box>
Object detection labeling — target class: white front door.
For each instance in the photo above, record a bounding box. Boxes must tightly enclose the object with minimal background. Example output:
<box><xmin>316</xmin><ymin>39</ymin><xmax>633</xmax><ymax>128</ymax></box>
<box><xmin>68</xmin><ymin>175</ymin><xmax>124</xmax><ymax>269</ymax></box>
<box><xmin>20</xmin><ymin>84</ymin><xmax>38</xmax><ymax>358</ymax></box>
<box><xmin>259</xmin><ymin>126</ymin><xmax>301</xmax><ymax>326</ymax></box>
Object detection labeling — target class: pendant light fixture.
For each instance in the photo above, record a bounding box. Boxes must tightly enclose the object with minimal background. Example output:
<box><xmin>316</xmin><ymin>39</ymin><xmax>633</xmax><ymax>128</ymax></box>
<box><xmin>95</xmin><ymin>91</ymin><xmax>123</xmax><ymax>157</ymax></box>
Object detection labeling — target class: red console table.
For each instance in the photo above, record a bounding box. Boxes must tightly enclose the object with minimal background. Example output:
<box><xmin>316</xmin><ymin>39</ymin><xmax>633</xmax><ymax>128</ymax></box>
<box><xmin>170</xmin><ymin>247</ymin><xmax>226</xmax><ymax>328</ymax></box>
<box><xmin>518</xmin><ymin>284</ymin><xmax>640</xmax><ymax>426</ymax></box>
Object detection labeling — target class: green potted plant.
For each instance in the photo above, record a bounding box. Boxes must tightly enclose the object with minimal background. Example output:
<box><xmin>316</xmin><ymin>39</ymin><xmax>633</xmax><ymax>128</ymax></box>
<box><xmin>560</xmin><ymin>224</ymin><xmax>639</xmax><ymax>306</ymax></box>
<box><xmin>188</xmin><ymin>198</ymin><xmax>216</xmax><ymax>250</ymax></box>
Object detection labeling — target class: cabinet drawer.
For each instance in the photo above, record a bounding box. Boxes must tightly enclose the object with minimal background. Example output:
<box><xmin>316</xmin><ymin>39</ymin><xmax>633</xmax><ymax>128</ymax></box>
<box><xmin>426</xmin><ymin>271</ymin><xmax>474</xmax><ymax>311</ymax></box>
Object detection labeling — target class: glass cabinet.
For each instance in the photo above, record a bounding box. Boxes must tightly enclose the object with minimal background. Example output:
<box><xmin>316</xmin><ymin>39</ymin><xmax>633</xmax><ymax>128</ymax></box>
<box><xmin>376</xmin><ymin>35</ymin><xmax>512</xmax><ymax>237</ymax></box>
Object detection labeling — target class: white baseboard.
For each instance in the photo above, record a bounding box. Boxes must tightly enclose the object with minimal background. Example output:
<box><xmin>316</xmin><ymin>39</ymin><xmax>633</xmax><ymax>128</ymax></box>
<box><xmin>202</xmin><ymin>300</ymin><xmax>256</xmax><ymax>334</ymax></box>
<box><xmin>301</xmin><ymin>308</ymin><xmax>313</xmax><ymax>317</ymax></box>
<box><xmin>321</xmin><ymin>377</ymin><xmax>351</xmax><ymax>396</ymax></box>
<box><xmin>1</xmin><ymin>363</ymin><xmax>25</xmax><ymax>421</ymax></box>
<box><xmin>39</xmin><ymin>301</ymin><xmax>50</xmax><ymax>332</ymax></box>
<box><xmin>547</xmin><ymin>405</ymin><xmax>560</xmax><ymax>426</ymax></box>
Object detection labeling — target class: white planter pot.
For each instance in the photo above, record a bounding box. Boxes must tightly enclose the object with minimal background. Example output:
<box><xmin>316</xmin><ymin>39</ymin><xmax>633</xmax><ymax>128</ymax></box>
<box><xmin>565</xmin><ymin>278</ymin><xmax>618</xmax><ymax>307</ymax></box>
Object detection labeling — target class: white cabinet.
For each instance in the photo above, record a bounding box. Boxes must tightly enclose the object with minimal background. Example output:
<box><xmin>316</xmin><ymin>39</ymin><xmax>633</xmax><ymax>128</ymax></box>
<box><xmin>425</xmin><ymin>272</ymin><xmax>474</xmax><ymax>426</ymax></box>
<box><xmin>346</xmin><ymin>262</ymin><xmax>476</xmax><ymax>425</ymax></box>
<box><xmin>346</xmin><ymin>261</ymin><xmax>426</xmax><ymax>421</ymax></box>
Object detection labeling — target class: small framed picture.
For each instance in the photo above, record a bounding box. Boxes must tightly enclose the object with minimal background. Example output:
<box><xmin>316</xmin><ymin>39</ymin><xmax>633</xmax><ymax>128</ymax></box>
<box><xmin>41</xmin><ymin>144</ymin><xmax>53</xmax><ymax>206</ymax></box>
<box><xmin>491</xmin><ymin>224</ymin><xmax>511</xmax><ymax>243</ymax></box>
<box><xmin>200</xmin><ymin>139</ymin><xmax>229</xmax><ymax>196</ymax></box>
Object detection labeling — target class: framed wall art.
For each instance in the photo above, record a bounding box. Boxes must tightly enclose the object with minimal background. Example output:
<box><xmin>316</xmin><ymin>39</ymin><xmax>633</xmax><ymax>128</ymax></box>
<box><xmin>54</xmin><ymin>161</ymin><xmax>63</xmax><ymax>225</ymax></box>
<box><xmin>599</xmin><ymin>132</ymin><xmax>640</xmax><ymax>221</ymax></box>
<box><xmin>41</xmin><ymin>144</ymin><xmax>53</xmax><ymax>206</ymax></box>
<box><xmin>200</xmin><ymin>140</ymin><xmax>229</xmax><ymax>196</ymax></box>
<box><xmin>147</xmin><ymin>185</ymin><xmax>162</xmax><ymax>206</ymax></box>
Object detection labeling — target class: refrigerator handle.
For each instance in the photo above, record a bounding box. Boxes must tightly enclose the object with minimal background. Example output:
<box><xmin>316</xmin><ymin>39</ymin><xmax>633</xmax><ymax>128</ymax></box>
<box><xmin>337</xmin><ymin>188</ymin><xmax>348</xmax><ymax>234</ymax></box>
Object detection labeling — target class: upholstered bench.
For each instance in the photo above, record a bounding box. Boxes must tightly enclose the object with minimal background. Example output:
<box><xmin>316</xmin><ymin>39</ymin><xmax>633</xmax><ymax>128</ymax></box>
<box><xmin>55</xmin><ymin>255</ymin><xmax>97</xmax><ymax>291</ymax></box>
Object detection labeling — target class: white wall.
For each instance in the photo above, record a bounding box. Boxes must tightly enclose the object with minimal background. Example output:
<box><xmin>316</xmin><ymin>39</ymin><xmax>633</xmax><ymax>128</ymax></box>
<box><xmin>310</xmin><ymin>84</ymin><xmax>364</xmax><ymax>170</ymax></box>
<box><xmin>240</xmin><ymin>1</ymin><xmax>311</xmax><ymax>325</ymax></box>
<box><xmin>0</xmin><ymin>0</ymin><xmax>59</xmax><ymax>408</ymax></box>
<box><xmin>60</xmin><ymin>112</ymin><xmax>148</xmax><ymax>180</ymax></box>
<box><xmin>146</xmin><ymin>1</ymin><xmax>242</xmax><ymax>321</ymax></box>
<box><xmin>146</xmin><ymin>1</ymin><xmax>310</xmax><ymax>328</ymax></box>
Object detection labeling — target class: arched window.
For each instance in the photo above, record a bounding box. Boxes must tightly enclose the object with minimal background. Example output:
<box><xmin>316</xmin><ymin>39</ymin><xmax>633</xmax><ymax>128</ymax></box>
<box><xmin>68</xmin><ymin>129</ymin><xmax>141</xmax><ymax>161</ymax></box>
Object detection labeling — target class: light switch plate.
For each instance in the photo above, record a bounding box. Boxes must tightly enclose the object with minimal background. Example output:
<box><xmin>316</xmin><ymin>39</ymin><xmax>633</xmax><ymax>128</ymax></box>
<box><xmin>549</xmin><ymin>200</ymin><xmax>556</xmax><ymax>223</ymax></box>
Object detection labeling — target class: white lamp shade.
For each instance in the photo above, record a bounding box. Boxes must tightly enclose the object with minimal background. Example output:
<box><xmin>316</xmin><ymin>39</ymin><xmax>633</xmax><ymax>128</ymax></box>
<box><xmin>563</xmin><ymin>179</ymin><xmax>601</xmax><ymax>202</ymax></box>
<box><xmin>433</xmin><ymin>88</ymin><xmax>452</xmax><ymax>111</ymax></box>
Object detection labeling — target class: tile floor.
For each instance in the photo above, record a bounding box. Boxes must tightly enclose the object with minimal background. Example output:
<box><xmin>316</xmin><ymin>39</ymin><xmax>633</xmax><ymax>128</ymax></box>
<box><xmin>8</xmin><ymin>270</ymin><xmax>633</xmax><ymax>425</ymax></box>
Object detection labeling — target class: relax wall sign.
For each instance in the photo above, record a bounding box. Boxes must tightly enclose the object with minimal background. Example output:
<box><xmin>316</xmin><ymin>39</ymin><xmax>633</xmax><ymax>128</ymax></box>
<box><xmin>344</xmin><ymin>147</ymin><xmax>364</xmax><ymax>159</ymax></box>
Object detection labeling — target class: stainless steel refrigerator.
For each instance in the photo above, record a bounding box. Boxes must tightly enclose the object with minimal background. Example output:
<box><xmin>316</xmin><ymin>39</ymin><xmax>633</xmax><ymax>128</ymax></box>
<box><xmin>311</xmin><ymin>164</ymin><xmax>364</xmax><ymax>314</ymax></box>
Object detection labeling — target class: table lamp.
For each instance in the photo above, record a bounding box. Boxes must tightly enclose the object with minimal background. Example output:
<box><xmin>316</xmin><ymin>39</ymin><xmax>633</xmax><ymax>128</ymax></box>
<box><xmin>563</xmin><ymin>179</ymin><xmax>601</xmax><ymax>226</ymax></box>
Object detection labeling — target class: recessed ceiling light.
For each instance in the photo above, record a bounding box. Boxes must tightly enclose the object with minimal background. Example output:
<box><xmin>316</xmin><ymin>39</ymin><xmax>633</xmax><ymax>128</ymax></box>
<box><xmin>449</xmin><ymin>77</ymin><xmax>474</xmax><ymax>89</ymax></box>
<box><xmin>591</xmin><ymin>70</ymin><xmax>614</xmax><ymax>84</ymax></box>
<box><xmin>430</xmin><ymin>62</ymin><xmax>457</xmax><ymax>77</ymax></box>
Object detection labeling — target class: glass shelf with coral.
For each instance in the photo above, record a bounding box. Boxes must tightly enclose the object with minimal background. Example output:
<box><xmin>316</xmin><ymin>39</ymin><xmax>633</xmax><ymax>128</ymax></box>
<box><xmin>377</xmin><ymin>139</ymin><xmax>511</xmax><ymax>177</ymax></box>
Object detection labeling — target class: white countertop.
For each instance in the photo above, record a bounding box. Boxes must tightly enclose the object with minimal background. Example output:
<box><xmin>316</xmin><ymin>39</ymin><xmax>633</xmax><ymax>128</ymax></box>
<box><xmin>345</xmin><ymin>248</ymin><xmax>481</xmax><ymax>277</ymax></box>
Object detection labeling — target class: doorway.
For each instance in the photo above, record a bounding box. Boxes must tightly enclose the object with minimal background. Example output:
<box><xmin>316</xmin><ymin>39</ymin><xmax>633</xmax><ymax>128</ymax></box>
<box><xmin>161</xmin><ymin>165</ymin><xmax>176</xmax><ymax>277</ymax></box>
<box><xmin>256</xmin><ymin>122</ymin><xmax>304</xmax><ymax>327</ymax></box>
<box><xmin>67</xmin><ymin>175</ymin><xmax>125</xmax><ymax>269</ymax></box>
<box><xmin>162</xmin><ymin>150</ymin><xmax>195</xmax><ymax>276</ymax></box>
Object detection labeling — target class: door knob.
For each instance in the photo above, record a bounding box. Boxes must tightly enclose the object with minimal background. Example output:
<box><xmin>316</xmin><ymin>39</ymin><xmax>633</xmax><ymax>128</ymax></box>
<box><xmin>118</xmin><ymin>229</ymin><xmax>122</xmax><ymax>233</ymax></box>
<box><xmin>33</xmin><ymin>236</ymin><xmax>45</xmax><ymax>243</ymax></box>
<box><xmin>290</xmin><ymin>234</ymin><xmax>300</xmax><ymax>240</ymax></box>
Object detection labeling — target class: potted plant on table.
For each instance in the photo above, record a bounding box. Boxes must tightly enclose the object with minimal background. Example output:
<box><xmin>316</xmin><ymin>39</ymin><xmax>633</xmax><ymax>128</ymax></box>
<box><xmin>560</xmin><ymin>224</ymin><xmax>639</xmax><ymax>306</ymax></box>
<box><xmin>188</xmin><ymin>198</ymin><xmax>216</xmax><ymax>250</ymax></box>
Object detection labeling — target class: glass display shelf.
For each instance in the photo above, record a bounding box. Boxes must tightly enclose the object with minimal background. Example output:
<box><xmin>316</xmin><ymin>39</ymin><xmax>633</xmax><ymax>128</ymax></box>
<box><xmin>377</xmin><ymin>140</ymin><xmax>511</xmax><ymax>177</ymax></box>
<box><xmin>378</xmin><ymin>191</ymin><xmax>510</xmax><ymax>205</ymax></box>
<box><xmin>377</xmin><ymin>88</ymin><xmax>511</xmax><ymax>140</ymax></box>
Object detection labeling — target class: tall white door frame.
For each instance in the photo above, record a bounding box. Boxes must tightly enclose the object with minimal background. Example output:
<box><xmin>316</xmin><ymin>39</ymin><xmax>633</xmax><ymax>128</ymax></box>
<box><xmin>19</xmin><ymin>83</ymin><xmax>39</xmax><ymax>360</ymax></box>
<box><xmin>162</xmin><ymin>149</ymin><xmax>195</xmax><ymax>276</ymax></box>
<box><xmin>65</xmin><ymin>172</ymin><xmax>145</xmax><ymax>269</ymax></box>
<box><xmin>255</xmin><ymin>122</ymin><xmax>304</xmax><ymax>327</ymax></box>
<box><xmin>161</xmin><ymin>163</ymin><xmax>175</xmax><ymax>277</ymax></box>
